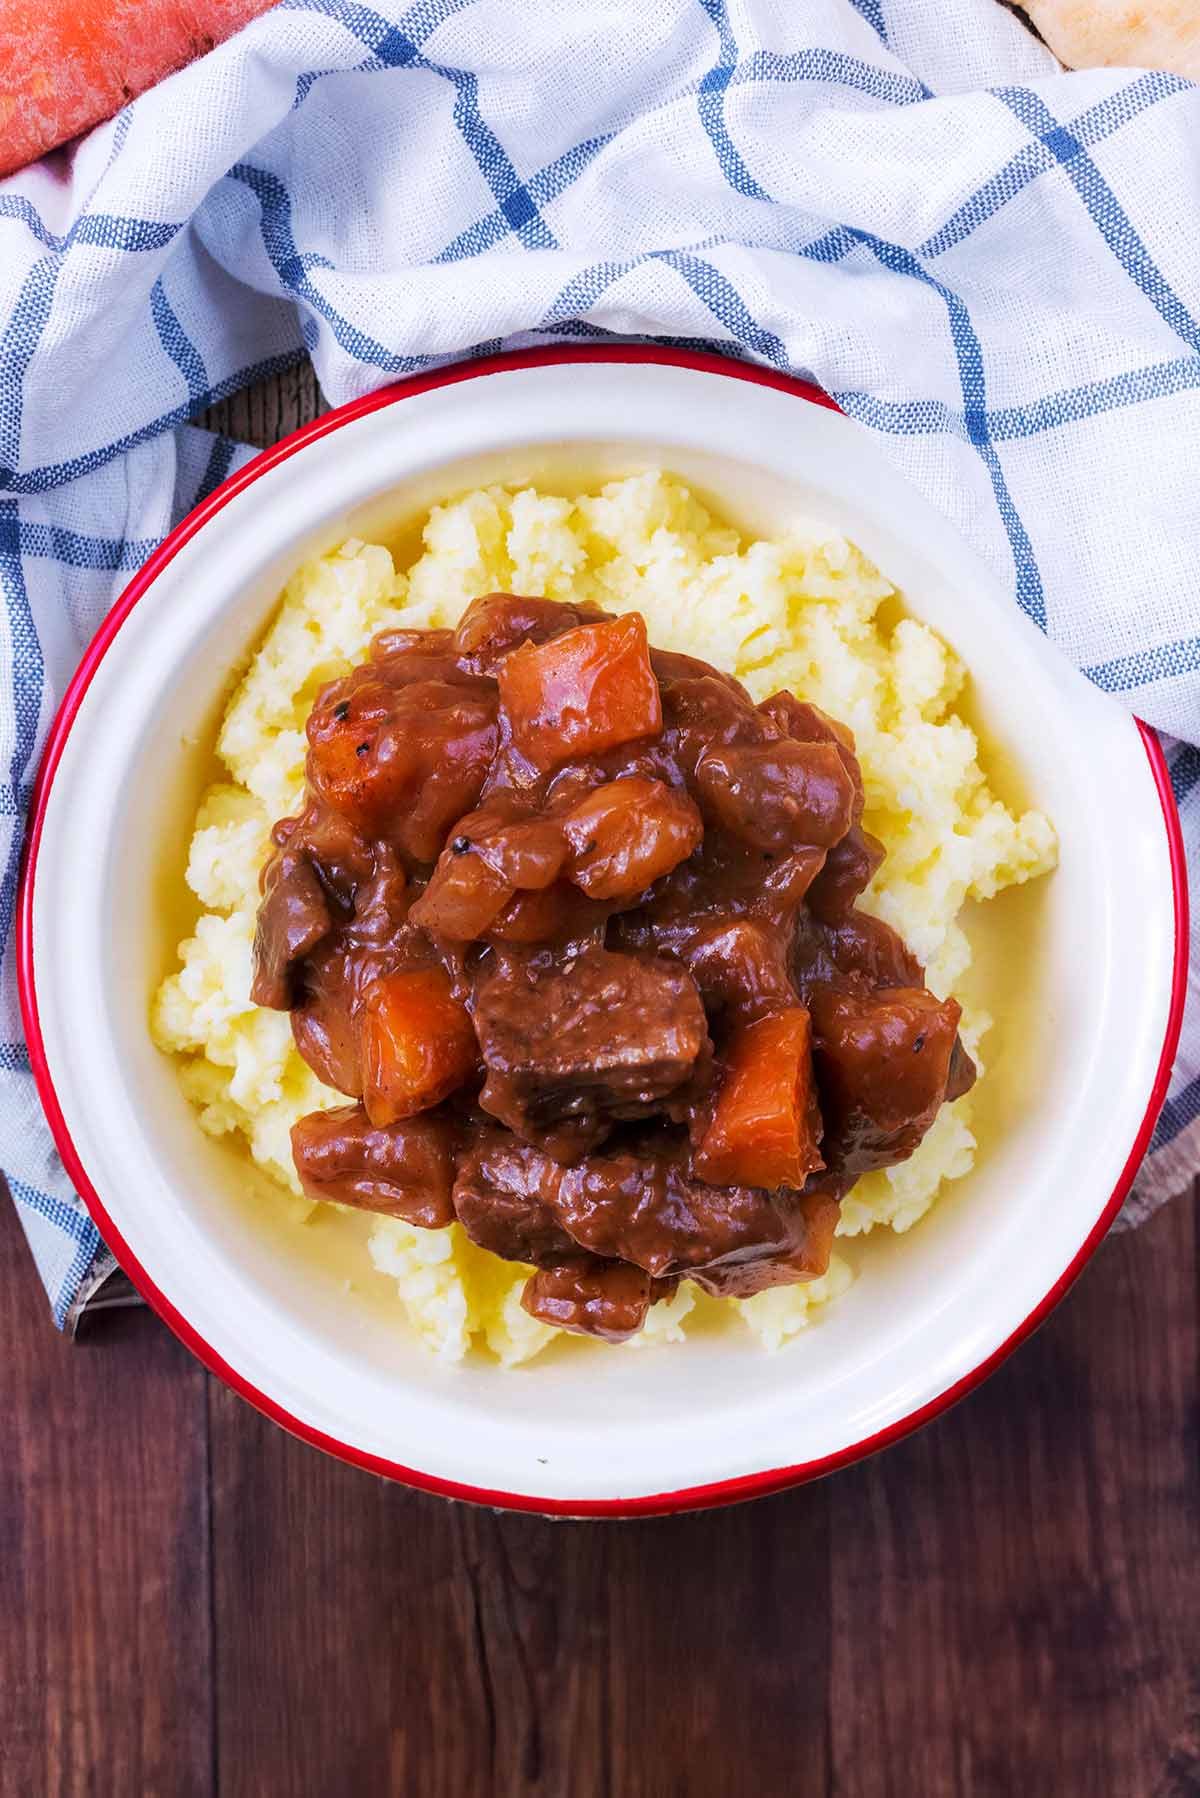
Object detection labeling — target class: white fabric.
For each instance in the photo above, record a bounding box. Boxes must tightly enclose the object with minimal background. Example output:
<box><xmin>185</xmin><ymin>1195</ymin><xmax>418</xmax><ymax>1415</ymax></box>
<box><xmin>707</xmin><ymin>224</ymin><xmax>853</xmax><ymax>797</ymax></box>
<box><xmin>1</xmin><ymin>0</ymin><xmax>1196</xmax><ymax>1322</ymax></box>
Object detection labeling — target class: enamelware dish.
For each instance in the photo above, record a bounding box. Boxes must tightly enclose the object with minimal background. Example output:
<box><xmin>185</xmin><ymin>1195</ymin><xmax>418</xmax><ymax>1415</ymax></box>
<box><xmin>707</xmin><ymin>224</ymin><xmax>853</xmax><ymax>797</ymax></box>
<box><xmin>17</xmin><ymin>348</ymin><xmax>1187</xmax><ymax>1516</ymax></box>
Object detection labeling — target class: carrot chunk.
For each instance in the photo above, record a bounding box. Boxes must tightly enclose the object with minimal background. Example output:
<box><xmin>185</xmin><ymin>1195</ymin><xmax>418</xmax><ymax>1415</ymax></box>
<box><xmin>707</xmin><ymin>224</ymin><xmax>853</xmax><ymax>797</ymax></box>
<box><xmin>359</xmin><ymin>968</ymin><xmax>477</xmax><ymax>1125</ymax></box>
<box><xmin>498</xmin><ymin>613</ymin><xmax>662</xmax><ymax>769</ymax></box>
<box><xmin>0</xmin><ymin>0</ymin><xmax>281</xmax><ymax>179</ymax></box>
<box><xmin>305</xmin><ymin>674</ymin><xmax>496</xmax><ymax>848</ymax></box>
<box><xmin>694</xmin><ymin>1007</ymin><xmax>824</xmax><ymax>1191</ymax></box>
<box><xmin>562</xmin><ymin>777</ymin><xmax>702</xmax><ymax>899</ymax></box>
<box><xmin>408</xmin><ymin>848</ymin><xmax>512</xmax><ymax>941</ymax></box>
<box><xmin>482</xmin><ymin>881</ymin><xmax>611</xmax><ymax>944</ymax></box>
<box><xmin>409</xmin><ymin>805</ymin><xmax>567</xmax><ymax>941</ymax></box>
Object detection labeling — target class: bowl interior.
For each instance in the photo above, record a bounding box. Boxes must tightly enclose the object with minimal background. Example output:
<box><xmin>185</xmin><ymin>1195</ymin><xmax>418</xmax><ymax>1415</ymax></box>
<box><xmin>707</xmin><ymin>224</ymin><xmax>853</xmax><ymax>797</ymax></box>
<box><xmin>28</xmin><ymin>361</ymin><xmax>1178</xmax><ymax>1508</ymax></box>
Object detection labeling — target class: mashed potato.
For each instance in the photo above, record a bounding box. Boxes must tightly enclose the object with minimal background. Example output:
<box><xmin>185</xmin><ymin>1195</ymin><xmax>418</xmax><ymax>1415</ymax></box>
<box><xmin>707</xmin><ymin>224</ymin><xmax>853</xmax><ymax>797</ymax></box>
<box><xmin>152</xmin><ymin>473</ymin><xmax>1056</xmax><ymax>1364</ymax></box>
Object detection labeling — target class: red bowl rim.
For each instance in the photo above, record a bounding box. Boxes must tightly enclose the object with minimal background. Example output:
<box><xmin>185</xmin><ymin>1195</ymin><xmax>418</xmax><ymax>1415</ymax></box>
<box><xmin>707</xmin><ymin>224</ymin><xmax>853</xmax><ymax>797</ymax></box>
<box><xmin>15</xmin><ymin>344</ymin><xmax>1190</xmax><ymax>1518</ymax></box>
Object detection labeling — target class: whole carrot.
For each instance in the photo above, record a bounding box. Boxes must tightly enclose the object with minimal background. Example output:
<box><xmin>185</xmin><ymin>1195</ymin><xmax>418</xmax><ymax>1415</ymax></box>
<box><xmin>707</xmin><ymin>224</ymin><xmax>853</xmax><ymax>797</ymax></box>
<box><xmin>0</xmin><ymin>0</ymin><xmax>282</xmax><ymax>179</ymax></box>
<box><xmin>1023</xmin><ymin>0</ymin><xmax>1199</xmax><ymax>78</ymax></box>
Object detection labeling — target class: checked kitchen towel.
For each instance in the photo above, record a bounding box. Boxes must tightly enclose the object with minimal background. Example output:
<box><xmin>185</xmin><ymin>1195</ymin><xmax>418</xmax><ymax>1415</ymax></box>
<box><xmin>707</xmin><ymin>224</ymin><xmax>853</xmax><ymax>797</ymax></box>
<box><xmin>2</xmin><ymin>0</ymin><xmax>1198</xmax><ymax>1327</ymax></box>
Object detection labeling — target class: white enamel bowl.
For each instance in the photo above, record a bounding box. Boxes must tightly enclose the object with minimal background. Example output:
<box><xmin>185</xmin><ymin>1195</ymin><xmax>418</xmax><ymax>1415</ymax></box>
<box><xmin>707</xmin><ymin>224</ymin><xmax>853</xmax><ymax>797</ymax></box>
<box><xmin>18</xmin><ymin>349</ymin><xmax>1186</xmax><ymax>1516</ymax></box>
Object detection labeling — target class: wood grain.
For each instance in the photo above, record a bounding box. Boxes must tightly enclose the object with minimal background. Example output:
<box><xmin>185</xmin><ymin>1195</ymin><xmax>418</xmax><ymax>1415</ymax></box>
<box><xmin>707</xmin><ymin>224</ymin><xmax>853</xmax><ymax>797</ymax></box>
<box><xmin>5</xmin><ymin>1152</ymin><xmax>1198</xmax><ymax>1796</ymax></box>
<box><xmin>208</xmin><ymin>1379</ymin><xmax>832</xmax><ymax>1798</ymax></box>
<box><xmin>198</xmin><ymin>360</ymin><xmax>326</xmax><ymax>448</ymax></box>
<box><xmin>198</xmin><ymin>1192</ymin><xmax>1199</xmax><ymax>1798</ymax></box>
<box><xmin>828</xmin><ymin>1198</ymin><xmax>1200</xmax><ymax>1798</ymax></box>
<box><xmin>0</xmin><ymin>1192</ymin><xmax>211</xmax><ymax>1798</ymax></box>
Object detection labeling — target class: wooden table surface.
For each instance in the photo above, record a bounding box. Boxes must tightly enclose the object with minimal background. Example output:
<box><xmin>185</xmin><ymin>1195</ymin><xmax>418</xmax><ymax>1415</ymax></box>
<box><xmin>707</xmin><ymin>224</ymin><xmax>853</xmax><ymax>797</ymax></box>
<box><xmin>4</xmin><ymin>369</ymin><xmax>1197</xmax><ymax>1798</ymax></box>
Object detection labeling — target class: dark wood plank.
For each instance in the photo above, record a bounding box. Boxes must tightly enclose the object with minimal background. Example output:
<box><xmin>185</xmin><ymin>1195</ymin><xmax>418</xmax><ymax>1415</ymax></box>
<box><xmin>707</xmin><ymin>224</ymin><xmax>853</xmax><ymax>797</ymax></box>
<box><xmin>205</xmin><ymin>1190</ymin><xmax>1198</xmax><ymax>1798</ymax></box>
<box><xmin>5</xmin><ymin>1173</ymin><xmax>1197</xmax><ymax>1798</ymax></box>
<box><xmin>0</xmin><ymin>1189</ymin><xmax>212</xmax><ymax>1798</ymax></box>
<box><xmin>197</xmin><ymin>360</ymin><xmax>326</xmax><ymax>448</ymax></box>
<box><xmin>208</xmin><ymin>1386</ymin><xmax>486</xmax><ymax>1798</ymax></box>
<box><xmin>209</xmin><ymin>1377</ymin><xmax>832</xmax><ymax>1798</ymax></box>
<box><xmin>828</xmin><ymin>1189</ymin><xmax>1200</xmax><ymax>1798</ymax></box>
<box><xmin>600</xmin><ymin>1488</ymin><xmax>831</xmax><ymax>1798</ymax></box>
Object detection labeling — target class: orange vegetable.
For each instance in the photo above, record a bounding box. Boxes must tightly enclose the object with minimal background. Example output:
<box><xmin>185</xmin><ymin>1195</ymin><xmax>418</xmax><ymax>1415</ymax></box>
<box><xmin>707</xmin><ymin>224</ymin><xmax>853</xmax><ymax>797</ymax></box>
<box><xmin>562</xmin><ymin>777</ymin><xmax>702</xmax><ymax>899</ymax></box>
<box><xmin>409</xmin><ymin>805</ymin><xmax>567</xmax><ymax>941</ymax></box>
<box><xmin>305</xmin><ymin>676</ymin><xmax>497</xmax><ymax>851</ymax></box>
<box><xmin>471</xmin><ymin>813</ymin><xmax>567</xmax><ymax>890</ymax></box>
<box><xmin>0</xmin><ymin>0</ymin><xmax>281</xmax><ymax>179</ymax></box>
<box><xmin>482</xmin><ymin>880</ymin><xmax>608</xmax><ymax>944</ymax></box>
<box><xmin>498</xmin><ymin>612</ymin><xmax>662</xmax><ymax>770</ymax></box>
<box><xmin>409</xmin><ymin>850</ymin><xmax>512</xmax><ymax>941</ymax></box>
<box><xmin>359</xmin><ymin>967</ymin><xmax>476</xmax><ymax>1126</ymax></box>
<box><xmin>305</xmin><ymin>675</ymin><xmax>414</xmax><ymax>831</ymax></box>
<box><xmin>695</xmin><ymin>1007</ymin><xmax>824</xmax><ymax>1191</ymax></box>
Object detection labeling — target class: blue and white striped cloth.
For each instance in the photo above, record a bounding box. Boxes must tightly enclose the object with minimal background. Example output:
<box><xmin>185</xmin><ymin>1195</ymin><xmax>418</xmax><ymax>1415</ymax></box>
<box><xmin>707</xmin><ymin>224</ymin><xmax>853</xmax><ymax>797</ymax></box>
<box><xmin>3</xmin><ymin>0</ymin><xmax>1198</xmax><ymax>1328</ymax></box>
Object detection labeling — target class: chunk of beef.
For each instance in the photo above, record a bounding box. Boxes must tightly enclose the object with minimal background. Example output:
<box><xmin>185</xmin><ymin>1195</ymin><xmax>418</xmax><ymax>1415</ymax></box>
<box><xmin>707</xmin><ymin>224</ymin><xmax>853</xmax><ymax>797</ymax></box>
<box><xmin>757</xmin><ymin>690</ymin><xmax>865</xmax><ymax>821</ymax></box>
<box><xmin>793</xmin><ymin>907</ymin><xmax>923</xmax><ymax>996</ymax></box>
<box><xmin>288</xmin><ymin>845</ymin><xmax>425</xmax><ymax>1097</ymax></box>
<box><xmin>824</xmin><ymin>911</ymin><xmax>924</xmax><ymax>989</ymax></box>
<box><xmin>548</xmin><ymin>1142</ymin><xmax>792</xmax><ymax>1278</ymax></box>
<box><xmin>251</xmin><ymin>852</ymin><xmax>332</xmax><ymax>1010</ymax></box>
<box><xmin>658</xmin><ymin>667</ymin><xmax>763</xmax><ymax>780</ymax></box>
<box><xmin>291</xmin><ymin>941</ymin><xmax>364</xmax><ymax>1095</ymax></box>
<box><xmin>687</xmin><ymin>919</ymin><xmax>797</xmax><ymax>1020</ymax></box>
<box><xmin>946</xmin><ymin>1034</ymin><xmax>978</xmax><ymax>1103</ymax></box>
<box><xmin>623</xmin><ymin>916</ymin><xmax>796</xmax><ymax>1024</ymax></box>
<box><xmin>808</xmin><ymin>983</ymin><xmax>972</xmax><ymax>1179</ymax></box>
<box><xmin>453</xmin><ymin>592</ymin><xmax>610</xmax><ymax>675</ymax></box>
<box><xmin>366</xmin><ymin>628</ymin><xmax>468</xmax><ymax>687</ymax></box>
<box><xmin>270</xmin><ymin>799</ymin><xmax>375</xmax><ymax>911</ymax></box>
<box><xmin>688</xmin><ymin>1189</ymin><xmax>841</xmax><ymax>1297</ymax></box>
<box><xmin>473</xmin><ymin>948</ymin><xmax>709</xmax><ymax>1146</ymax></box>
<box><xmin>805</xmin><ymin>826</ymin><xmax>885</xmax><ymax>923</ymax></box>
<box><xmin>370</xmin><ymin>626</ymin><xmax>455</xmax><ymax>663</ymax></box>
<box><xmin>452</xmin><ymin>1138</ymin><xmax>578</xmax><ymax>1263</ymax></box>
<box><xmin>621</xmin><ymin>829</ymin><xmax>826</xmax><ymax>947</ymax></box>
<box><xmin>306</xmin><ymin>664</ymin><xmax>498</xmax><ymax>858</ymax></box>
<box><xmin>521</xmin><ymin>1256</ymin><xmax>652</xmax><ymax>1343</ymax></box>
<box><xmin>651</xmin><ymin>647</ymin><xmax>747</xmax><ymax>693</ymax></box>
<box><xmin>693</xmin><ymin>739</ymin><xmax>855</xmax><ymax>853</ymax></box>
<box><xmin>759</xmin><ymin>691</ymin><xmax>844</xmax><ymax>739</ymax></box>
<box><xmin>336</xmin><ymin>840</ymin><xmax>410</xmax><ymax>949</ymax></box>
<box><xmin>291</xmin><ymin>1104</ymin><xmax>456</xmax><ymax>1228</ymax></box>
